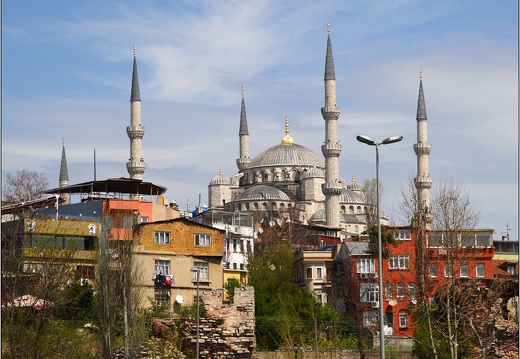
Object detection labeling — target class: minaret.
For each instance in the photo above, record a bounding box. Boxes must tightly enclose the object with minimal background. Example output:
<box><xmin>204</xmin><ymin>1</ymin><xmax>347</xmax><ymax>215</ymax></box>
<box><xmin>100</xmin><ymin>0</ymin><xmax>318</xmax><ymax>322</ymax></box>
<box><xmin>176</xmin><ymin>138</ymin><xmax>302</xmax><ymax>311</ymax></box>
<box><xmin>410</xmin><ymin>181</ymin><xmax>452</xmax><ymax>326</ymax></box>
<box><xmin>126</xmin><ymin>44</ymin><xmax>146</xmax><ymax>181</ymax></box>
<box><xmin>321</xmin><ymin>22</ymin><xmax>342</xmax><ymax>228</ymax></box>
<box><xmin>59</xmin><ymin>135</ymin><xmax>70</xmax><ymax>205</ymax></box>
<box><xmin>413</xmin><ymin>69</ymin><xmax>433</xmax><ymax>227</ymax></box>
<box><xmin>236</xmin><ymin>85</ymin><xmax>250</xmax><ymax>171</ymax></box>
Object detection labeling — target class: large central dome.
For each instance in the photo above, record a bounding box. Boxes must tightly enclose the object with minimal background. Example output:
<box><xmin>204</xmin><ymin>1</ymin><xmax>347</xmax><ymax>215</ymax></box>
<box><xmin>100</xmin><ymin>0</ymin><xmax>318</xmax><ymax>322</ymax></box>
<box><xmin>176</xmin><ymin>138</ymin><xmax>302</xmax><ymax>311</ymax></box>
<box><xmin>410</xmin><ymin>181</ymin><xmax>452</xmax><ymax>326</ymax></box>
<box><xmin>247</xmin><ymin>143</ymin><xmax>325</xmax><ymax>170</ymax></box>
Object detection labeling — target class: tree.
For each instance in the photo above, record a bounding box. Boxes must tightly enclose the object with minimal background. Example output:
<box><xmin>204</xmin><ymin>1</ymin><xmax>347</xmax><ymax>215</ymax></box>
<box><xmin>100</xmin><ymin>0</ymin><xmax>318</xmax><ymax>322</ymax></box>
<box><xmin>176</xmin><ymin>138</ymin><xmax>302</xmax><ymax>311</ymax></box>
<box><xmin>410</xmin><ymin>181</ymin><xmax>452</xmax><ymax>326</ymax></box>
<box><xmin>363</xmin><ymin>178</ymin><xmax>383</xmax><ymax>229</ymax></box>
<box><xmin>397</xmin><ymin>178</ymin><xmax>512</xmax><ymax>359</ymax></box>
<box><xmin>96</xmin><ymin>206</ymin><xmax>146</xmax><ymax>359</ymax></box>
<box><xmin>2</xmin><ymin>169</ymin><xmax>49</xmax><ymax>204</ymax></box>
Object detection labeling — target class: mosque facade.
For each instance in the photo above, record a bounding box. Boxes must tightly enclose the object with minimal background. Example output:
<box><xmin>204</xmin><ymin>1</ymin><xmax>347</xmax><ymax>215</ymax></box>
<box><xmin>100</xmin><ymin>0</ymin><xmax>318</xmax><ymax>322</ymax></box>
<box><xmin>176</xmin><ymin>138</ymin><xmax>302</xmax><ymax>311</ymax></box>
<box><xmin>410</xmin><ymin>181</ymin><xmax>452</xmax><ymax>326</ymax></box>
<box><xmin>208</xmin><ymin>25</ymin><xmax>369</xmax><ymax>236</ymax></box>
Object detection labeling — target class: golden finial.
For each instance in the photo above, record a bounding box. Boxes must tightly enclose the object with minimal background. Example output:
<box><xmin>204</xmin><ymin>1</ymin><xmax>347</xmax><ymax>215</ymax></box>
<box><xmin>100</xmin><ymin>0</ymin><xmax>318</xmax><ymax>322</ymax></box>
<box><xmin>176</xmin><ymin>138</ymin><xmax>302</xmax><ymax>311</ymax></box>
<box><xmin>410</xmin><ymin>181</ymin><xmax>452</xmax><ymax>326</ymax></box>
<box><xmin>351</xmin><ymin>175</ymin><xmax>355</xmax><ymax>182</ymax></box>
<box><xmin>242</xmin><ymin>85</ymin><xmax>244</xmax><ymax>98</ymax></box>
<box><xmin>420</xmin><ymin>66</ymin><xmax>422</xmax><ymax>80</ymax></box>
<box><xmin>133</xmin><ymin>43</ymin><xmax>137</xmax><ymax>57</ymax></box>
<box><xmin>219</xmin><ymin>167</ymin><xmax>223</xmax><ymax>176</ymax></box>
<box><xmin>327</xmin><ymin>19</ymin><xmax>330</xmax><ymax>33</ymax></box>
<box><xmin>281</xmin><ymin>115</ymin><xmax>294</xmax><ymax>145</ymax></box>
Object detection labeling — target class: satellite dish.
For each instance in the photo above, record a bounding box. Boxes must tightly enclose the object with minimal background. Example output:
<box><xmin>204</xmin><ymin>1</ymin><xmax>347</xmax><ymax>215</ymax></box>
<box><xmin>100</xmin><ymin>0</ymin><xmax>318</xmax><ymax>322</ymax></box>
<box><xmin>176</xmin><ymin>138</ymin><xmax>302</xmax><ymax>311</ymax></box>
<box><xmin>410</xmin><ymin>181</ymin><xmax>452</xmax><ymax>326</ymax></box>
<box><xmin>411</xmin><ymin>298</ymin><xmax>417</xmax><ymax>305</ymax></box>
<box><xmin>176</xmin><ymin>295</ymin><xmax>184</xmax><ymax>304</ymax></box>
<box><xmin>389</xmin><ymin>299</ymin><xmax>397</xmax><ymax>306</ymax></box>
<box><xmin>258</xmin><ymin>228</ymin><xmax>264</xmax><ymax>233</ymax></box>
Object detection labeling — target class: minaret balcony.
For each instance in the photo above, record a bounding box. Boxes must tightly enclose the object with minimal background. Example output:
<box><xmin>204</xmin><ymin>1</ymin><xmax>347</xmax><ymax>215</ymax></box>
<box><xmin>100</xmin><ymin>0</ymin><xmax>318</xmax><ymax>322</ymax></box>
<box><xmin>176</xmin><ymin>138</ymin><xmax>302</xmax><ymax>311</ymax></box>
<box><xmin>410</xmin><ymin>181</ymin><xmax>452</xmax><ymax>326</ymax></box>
<box><xmin>321</xmin><ymin>107</ymin><xmax>341</xmax><ymax>121</ymax></box>
<box><xmin>127</xmin><ymin>125</ymin><xmax>146</xmax><ymax>139</ymax></box>
<box><xmin>413</xmin><ymin>142</ymin><xmax>431</xmax><ymax>155</ymax></box>
<box><xmin>321</xmin><ymin>143</ymin><xmax>342</xmax><ymax>157</ymax></box>
<box><xmin>322</xmin><ymin>183</ymin><xmax>343</xmax><ymax>195</ymax></box>
<box><xmin>127</xmin><ymin>160</ymin><xmax>146</xmax><ymax>173</ymax></box>
<box><xmin>414</xmin><ymin>176</ymin><xmax>432</xmax><ymax>189</ymax></box>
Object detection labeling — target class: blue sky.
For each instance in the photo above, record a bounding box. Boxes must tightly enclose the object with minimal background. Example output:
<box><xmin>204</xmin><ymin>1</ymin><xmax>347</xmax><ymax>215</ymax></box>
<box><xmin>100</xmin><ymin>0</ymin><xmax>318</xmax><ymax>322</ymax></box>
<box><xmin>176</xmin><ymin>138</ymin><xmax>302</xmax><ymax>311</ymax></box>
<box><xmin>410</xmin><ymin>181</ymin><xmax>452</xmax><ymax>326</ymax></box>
<box><xmin>2</xmin><ymin>1</ymin><xmax>518</xmax><ymax>237</ymax></box>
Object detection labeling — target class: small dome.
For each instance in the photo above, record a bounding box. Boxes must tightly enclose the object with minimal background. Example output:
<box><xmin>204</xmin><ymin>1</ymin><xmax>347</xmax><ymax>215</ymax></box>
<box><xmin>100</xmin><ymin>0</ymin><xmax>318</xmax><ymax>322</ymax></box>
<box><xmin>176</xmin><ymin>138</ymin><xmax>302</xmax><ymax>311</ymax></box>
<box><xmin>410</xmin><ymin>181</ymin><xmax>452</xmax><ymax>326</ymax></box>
<box><xmin>210</xmin><ymin>168</ymin><xmax>231</xmax><ymax>185</ymax></box>
<box><xmin>304</xmin><ymin>166</ymin><xmax>324</xmax><ymax>178</ymax></box>
<box><xmin>340</xmin><ymin>188</ymin><xmax>365</xmax><ymax>204</ymax></box>
<box><xmin>234</xmin><ymin>185</ymin><xmax>291</xmax><ymax>202</ymax></box>
<box><xmin>346</xmin><ymin>175</ymin><xmax>363</xmax><ymax>191</ymax></box>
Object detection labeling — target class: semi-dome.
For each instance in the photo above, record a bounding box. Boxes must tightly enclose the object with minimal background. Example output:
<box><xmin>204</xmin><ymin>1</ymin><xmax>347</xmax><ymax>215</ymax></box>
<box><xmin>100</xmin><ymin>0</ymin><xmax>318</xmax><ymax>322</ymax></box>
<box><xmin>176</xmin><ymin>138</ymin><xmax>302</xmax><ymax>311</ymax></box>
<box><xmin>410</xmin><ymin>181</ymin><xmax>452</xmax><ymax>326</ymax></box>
<box><xmin>304</xmin><ymin>166</ymin><xmax>324</xmax><ymax>178</ymax></box>
<box><xmin>340</xmin><ymin>188</ymin><xmax>365</xmax><ymax>204</ymax></box>
<box><xmin>247</xmin><ymin>143</ymin><xmax>325</xmax><ymax>169</ymax></box>
<box><xmin>234</xmin><ymin>185</ymin><xmax>291</xmax><ymax>202</ymax></box>
<box><xmin>309</xmin><ymin>209</ymin><xmax>347</xmax><ymax>224</ymax></box>
<box><xmin>210</xmin><ymin>168</ymin><xmax>231</xmax><ymax>185</ymax></box>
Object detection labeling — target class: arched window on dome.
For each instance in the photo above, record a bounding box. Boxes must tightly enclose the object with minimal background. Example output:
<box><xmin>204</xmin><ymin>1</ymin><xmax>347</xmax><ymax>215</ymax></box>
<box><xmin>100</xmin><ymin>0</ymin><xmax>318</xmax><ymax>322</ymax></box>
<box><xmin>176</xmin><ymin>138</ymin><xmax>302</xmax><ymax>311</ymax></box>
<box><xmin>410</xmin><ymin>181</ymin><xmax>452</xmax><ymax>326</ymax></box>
<box><xmin>279</xmin><ymin>203</ymin><xmax>285</xmax><ymax>211</ymax></box>
<box><xmin>272</xmin><ymin>202</ymin><xmax>277</xmax><ymax>211</ymax></box>
<box><xmin>355</xmin><ymin>225</ymin><xmax>359</xmax><ymax>233</ymax></box>
<box><xmin>357</xmin><ymin>206</ymin><xmax>362</xmax><ymax>214</ymax></box>
<box><xmin>254</xmin><ymin>202</ymin><xmax>259</xmax><ymax>210</ymax></box>
<box><xmin>349</xmin><ymin>206</ymin><xmax>355</xmax><ymax>214</ymax></box>
<box><xmin>245</xmin><ymin>203</ymin><xmax>250</xmax><ymax>211</ymax></box>
<box><xmin>341</xmin><ymin>205</ymin><xmax>346</xmax><ymax>213</ymax></box>
<box><xmin>262</xmin><ymin>202</ymin><xmax>267</xmax><ymax>210</ymax></box>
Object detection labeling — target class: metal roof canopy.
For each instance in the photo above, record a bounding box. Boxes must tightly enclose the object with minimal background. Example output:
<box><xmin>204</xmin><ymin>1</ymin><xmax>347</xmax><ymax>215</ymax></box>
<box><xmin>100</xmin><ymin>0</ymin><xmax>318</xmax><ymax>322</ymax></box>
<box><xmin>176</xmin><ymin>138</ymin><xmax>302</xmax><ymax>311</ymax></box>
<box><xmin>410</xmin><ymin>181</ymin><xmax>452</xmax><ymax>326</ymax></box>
<box><xmin>42</xmin><ymin>177</ymin><xmax>167</xmax><ymax>197</ymax></box>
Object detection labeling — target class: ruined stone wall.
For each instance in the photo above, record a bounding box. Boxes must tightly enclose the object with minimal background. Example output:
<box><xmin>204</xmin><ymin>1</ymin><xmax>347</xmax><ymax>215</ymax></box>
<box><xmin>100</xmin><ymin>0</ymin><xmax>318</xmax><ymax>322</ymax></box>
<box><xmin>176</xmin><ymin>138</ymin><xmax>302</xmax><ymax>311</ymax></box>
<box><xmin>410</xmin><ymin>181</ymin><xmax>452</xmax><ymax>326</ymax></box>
<box><xmin>183</xmin><ymin>286</ymin><xmax>256</xmax><ymax>358</ymax></box>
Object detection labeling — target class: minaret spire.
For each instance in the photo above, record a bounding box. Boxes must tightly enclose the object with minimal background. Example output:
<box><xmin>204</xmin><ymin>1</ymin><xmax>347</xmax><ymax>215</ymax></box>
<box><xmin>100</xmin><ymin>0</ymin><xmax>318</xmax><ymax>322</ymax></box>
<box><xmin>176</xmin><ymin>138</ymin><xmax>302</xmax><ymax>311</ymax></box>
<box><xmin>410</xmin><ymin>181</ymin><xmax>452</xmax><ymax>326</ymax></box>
<box><xmin>236</xmin><ymin>85</ymin><xmax>250</xmax><ymax>171</ymax></box>
<box><xmin>281</xmin><ymin>115</ymin><xmax>294</xmax><ymax>145</ymax></box>
<box><xmin>127</xmin><ymin>44</ymin><xmax>146</xmax><ymax>184</ymax></box>
<box><xmin>413</xmin><ymin>68</ymin><xmax>433</xmax><ymax>227</ymax></box>
<box><xmin>59</xmin><ymin>135</ymin><xmax>70</xmax><ymax>205</ymax></box>
<box><xmin>321</xmin><ymin>22</ymin><xmax>342</xmax><ymax>228</ymax></box>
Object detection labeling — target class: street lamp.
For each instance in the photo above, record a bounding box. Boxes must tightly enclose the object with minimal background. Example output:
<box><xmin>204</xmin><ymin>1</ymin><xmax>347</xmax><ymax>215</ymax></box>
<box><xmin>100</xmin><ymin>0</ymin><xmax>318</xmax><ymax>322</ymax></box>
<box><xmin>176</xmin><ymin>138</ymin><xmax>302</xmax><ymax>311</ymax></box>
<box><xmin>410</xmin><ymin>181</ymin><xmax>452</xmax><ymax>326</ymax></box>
<box><xmin>356</xmin><ymin>134</ymin><xmax>403</xmax><ymax>359</ymax></box>
<box><xmin>314</xmin><ymin>301</ymin><xmax>322</xmax><ymax>359</ymax></box>
<box><xmin>190</xmin><ymin>267</ymin><xmax>201</xmax><ymax>359</ymax></box>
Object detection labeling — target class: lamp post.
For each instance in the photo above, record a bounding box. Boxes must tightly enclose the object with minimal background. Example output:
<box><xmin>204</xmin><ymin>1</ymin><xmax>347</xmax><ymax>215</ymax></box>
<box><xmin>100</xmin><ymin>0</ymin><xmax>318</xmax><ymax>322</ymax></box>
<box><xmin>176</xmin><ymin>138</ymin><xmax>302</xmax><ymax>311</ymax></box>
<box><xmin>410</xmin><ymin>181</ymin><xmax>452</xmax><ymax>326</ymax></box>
<box><xmin>314</xmin><ymin>301</ymin><xmax>322</xmax><ymax>359</ymax></box>
<box><xmin>190</xmin><ymin>267</ymin><xmax>200</xmax><ymax>359</ymax></box>
<box><xmin>356</xmin><ymin>135</ymin><xmax>403</xmax><ymax>359</ymax></box>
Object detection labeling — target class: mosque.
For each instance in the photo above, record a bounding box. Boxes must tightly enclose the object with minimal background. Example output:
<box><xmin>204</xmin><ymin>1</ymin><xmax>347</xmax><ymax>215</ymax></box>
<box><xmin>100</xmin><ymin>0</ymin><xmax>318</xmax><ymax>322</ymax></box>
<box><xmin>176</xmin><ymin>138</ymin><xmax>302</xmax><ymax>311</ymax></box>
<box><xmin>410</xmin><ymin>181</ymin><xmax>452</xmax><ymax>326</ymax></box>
<box><xmin>208</xmin><ymin>24</ymin><xmax>369</xmax><ymax>236</ymax></box>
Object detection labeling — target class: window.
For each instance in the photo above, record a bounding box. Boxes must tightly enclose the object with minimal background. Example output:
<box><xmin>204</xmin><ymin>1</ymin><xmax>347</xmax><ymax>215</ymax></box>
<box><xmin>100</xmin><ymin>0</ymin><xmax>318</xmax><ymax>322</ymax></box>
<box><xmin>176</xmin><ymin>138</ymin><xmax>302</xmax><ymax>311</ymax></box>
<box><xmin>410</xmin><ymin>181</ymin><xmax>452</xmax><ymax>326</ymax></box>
<box><xmin>316</xmin><ymin>267</ymin><xmax>323</xmax><ymax>279</ymax></box>
<box><xmin>141</xmin><ymin>216</ymin><xmax>149</xmax><ymax>223</ymax></box>
<box><xmin>408</xmin><ymin>283</ymin><xmax>416</xmax><ymax>298</ymax></box>
<box><xmin>394</xmin><ymin>229</ymin><xmax>411</xmax><ymax>240</ymax></box>
<box><xmin>306</xmin><ymin>267</ymin><xmax>313</xmax><ymax>279</ymax></box>
<box><xmin>233</xmin><ymin>239</ymin><xmax>238</xmax><ymax>252</ymax></box>
<box><xmin>385</xmin><ymin>283</ymin><xmax>393</xmax><ymax>300</ymax></box>
<box><xmin>389</xmin><ymin>255</ymin><xmax>410</xmax><ymax>269</ymax></box>
<box><xmin>396</xmin><ymin>284</ymin><xmax>405</xmax><ymax>299</ymax></box>
<box><xmin>317</xmin><ymin>294</ymin><xmax>323</xmax><ymax>304</ymax></box>
<box><xmin>399</xmin><ymin>313</ymin><xmax>408</xmax><ymax>328</ymax></box>
<box><xmin>476</xmin><ymin>233</ymin><xmax>491</xmax><ymax>247</ymax></box>
<box><xmin>444</xmin><ymin>263</ymin><xmax>454</xmax><ymax>278</ymax></box>
<box><xmin>507</xmin><ymin>265</ymin><xmax>516</xmax><ymax>275</ymax></box>
<box><xmin>195</xmin><ymin>233</ymin><xmax>211</xmax><ymax>246</ymax></box>
<box><xmin>155</xmin><ymin>260</ymin><xmax>171</xmax><ymax>275</ymax></box>
<box><xmin>476</xmin><ymin>263</ymin><xmax>485</xmax><ymax>277</ymax></box>
<box><xmin>154</xmin><ymin>231</ymin><xmax>171</xmax><ymax>244</ymax></box>
<box><xmin>154</xmin><ymin>288</ymin><xmax>170</xmax><ymax>306</ymax></box>
<box><xmin>193</xmin><ymin>262</ymin><xmax>209</xmax><ymax>281</ymax></box>
<box><xmin>360</xmin><ymin>284</ymin><xmax>379</xmax><ymax>302</ymax></box>
<box><xmin>357</xmin><ymin>258</ymin><xmax>375</xmax><ymax>273</ymax></box>
<box><xmin>363</xmin><ymin>311</ymin><xmax>379</xmax><ymax>326</ymax></box>
<box><xmin>429</xmin><ymin>264</ymin><xmax>438</xmax><ymax>277</ymax></box>
<box><xmin>460</xmin><ymin>264</ymin><xmax>469</xmax><ymax>277</ymax></box>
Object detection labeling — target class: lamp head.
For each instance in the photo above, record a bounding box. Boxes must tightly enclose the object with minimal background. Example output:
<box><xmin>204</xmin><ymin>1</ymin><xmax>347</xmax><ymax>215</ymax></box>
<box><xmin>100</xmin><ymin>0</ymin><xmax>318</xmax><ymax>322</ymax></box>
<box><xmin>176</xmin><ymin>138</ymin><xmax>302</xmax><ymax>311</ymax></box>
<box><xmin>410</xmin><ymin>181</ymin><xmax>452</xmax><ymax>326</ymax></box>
<box><xmin>382</xmin><ymin>136</ymin><xmax>403</xmax><ymax>145</ymax></box>
<box><xmin>356</xmin><ymin>135</ymin><xmax>376</xmax><ymax>146</ymax></box>
<box><xmin>190</xmin><ymin>267</ymin><xmax>200</xmax><ymax>273</ymax></box>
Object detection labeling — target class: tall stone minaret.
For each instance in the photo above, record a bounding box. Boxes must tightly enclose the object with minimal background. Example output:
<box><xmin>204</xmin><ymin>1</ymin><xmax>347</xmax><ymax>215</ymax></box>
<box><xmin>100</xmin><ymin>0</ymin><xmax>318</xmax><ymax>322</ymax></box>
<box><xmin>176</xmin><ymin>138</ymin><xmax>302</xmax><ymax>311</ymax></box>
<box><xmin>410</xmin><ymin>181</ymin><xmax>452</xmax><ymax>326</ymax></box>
<box><xmin>236</xmin><ymin>86</ymin><xmax>250</xmax><ymax>171</ymax></box>
<box><xmin>59</xmin><ymin>135</ymin><xmax>70</xmax><ymax>205</ymax></box>
<box><xmin>321</xmin><ymin>22</ymin><xmax>342</xmax><ymax>228</ymax></box>
<box><xmin>413</xmin><ymin>69</ymin><xmax>433</xmax><ymax>227</ymax></box>
<box><xmin>126</xmin><ymin>44</ymin><xmax>146</xmax><ymax>180</ymax></box>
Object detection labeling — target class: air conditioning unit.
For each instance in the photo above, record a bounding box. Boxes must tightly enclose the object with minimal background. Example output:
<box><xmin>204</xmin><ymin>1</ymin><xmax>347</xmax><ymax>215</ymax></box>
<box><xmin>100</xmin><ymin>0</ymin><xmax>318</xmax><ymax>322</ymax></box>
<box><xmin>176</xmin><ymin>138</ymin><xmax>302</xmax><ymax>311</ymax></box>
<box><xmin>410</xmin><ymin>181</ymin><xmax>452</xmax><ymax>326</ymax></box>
<box><xmin>360</xmin><ymin>273</ymin><xmax>369</xmax><ymax>279</ymax></box>
<box><xmin>371</xmin><ymin>301</ymin><xmax>380</xmax><ymax>309</ymax></box>
<box><xmin>369</xmin><ymin>273</ymin><xmax>378</xmax><ymax>278</ymax></box>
